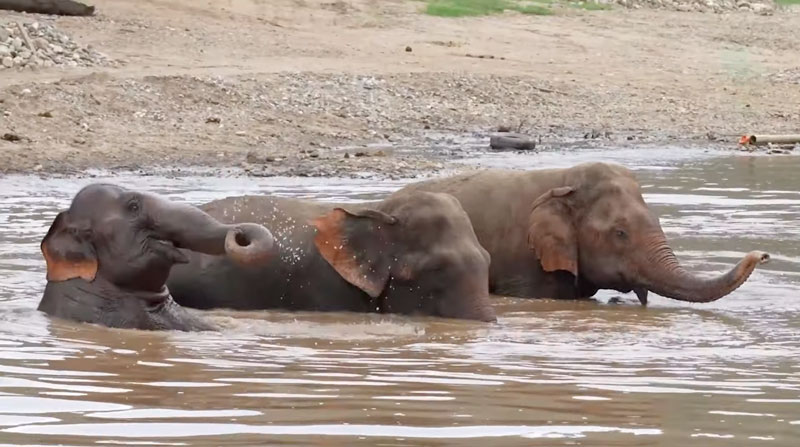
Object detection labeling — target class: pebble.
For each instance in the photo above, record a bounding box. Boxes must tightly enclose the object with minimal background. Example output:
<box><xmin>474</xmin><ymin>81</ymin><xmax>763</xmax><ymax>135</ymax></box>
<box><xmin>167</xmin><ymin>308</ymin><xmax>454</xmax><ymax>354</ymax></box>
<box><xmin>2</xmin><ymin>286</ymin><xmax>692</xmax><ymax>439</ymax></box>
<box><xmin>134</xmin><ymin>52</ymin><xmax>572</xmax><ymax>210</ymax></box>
<box><xmin>1</xmin><ymin>57</ymin><xmax>12</xmax><ymax>68</ymax></box>
<box><xmin>34</xmin><ymin>38</ymin><xmax>49</xmax><ymax>50</ymax></box>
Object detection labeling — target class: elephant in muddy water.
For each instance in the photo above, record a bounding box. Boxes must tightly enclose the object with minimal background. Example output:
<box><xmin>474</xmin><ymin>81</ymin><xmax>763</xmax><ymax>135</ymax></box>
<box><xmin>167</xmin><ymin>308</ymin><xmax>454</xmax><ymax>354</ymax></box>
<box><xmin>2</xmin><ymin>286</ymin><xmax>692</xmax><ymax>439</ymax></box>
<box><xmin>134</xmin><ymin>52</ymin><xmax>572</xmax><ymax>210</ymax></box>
<box><xmin>167</xmin><ymin>190</ymin><xmax>496</xmax><ymax>322</ymax></box>
<box><xmin>397</xmin><ymin>162</ymin><xmax>770</xmax><ymax>304</ymax></box>
<box><xmin>38</xmin><ymin>184</ymin><xmax>275</xmax><ymax>331</ymax></box>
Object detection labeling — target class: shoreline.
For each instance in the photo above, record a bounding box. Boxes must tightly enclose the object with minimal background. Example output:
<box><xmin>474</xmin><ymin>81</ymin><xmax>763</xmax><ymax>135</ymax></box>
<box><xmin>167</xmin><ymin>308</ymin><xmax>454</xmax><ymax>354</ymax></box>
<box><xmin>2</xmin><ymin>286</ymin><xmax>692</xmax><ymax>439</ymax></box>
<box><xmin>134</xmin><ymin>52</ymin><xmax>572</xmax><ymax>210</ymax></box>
<box><xmin>1</xmin><ymin>3</ymin><xmax>798</xmax><ymax>178</ymax></box>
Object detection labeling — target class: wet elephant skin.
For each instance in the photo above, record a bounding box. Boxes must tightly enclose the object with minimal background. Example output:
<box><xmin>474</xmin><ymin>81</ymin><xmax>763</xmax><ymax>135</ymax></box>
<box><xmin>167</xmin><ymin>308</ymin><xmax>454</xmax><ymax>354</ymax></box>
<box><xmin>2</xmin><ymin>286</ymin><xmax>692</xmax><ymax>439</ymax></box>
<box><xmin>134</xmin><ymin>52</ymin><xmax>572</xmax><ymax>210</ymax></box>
<box><xmin>167</xmin><ymin>190</ymin><xmax>495</xmax><ymax>322</ymax></box>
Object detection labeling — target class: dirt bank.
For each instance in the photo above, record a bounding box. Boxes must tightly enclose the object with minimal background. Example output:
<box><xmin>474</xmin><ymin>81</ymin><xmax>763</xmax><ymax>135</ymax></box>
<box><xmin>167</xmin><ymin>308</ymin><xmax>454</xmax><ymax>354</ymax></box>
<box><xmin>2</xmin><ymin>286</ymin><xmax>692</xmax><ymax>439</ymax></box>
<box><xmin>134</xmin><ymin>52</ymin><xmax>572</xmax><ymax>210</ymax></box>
<box><xmin>1</xmin><ymin>1</ymin><xmax>799</xmax><ymax>178</ymax></box>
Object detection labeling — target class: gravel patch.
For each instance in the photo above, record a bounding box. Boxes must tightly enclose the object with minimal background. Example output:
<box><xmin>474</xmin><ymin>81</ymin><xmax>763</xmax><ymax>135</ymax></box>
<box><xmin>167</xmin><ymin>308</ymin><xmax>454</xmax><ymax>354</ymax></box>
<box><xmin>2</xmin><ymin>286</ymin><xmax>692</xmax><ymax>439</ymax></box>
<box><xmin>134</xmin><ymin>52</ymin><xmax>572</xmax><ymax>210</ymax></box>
<box><xmin>613</xmin><ymin>0</ymin><xmax>776</xmax><ymax>13</ymax></box>
<box><xmin>767</xmin><ymin>67</ymin><xmax>800</xmax><ymax>85</ymax></box>
<box><xmin>0</xmin><ymin>21</ymin><xmax>114</xmax><ymax>70</ymax></box>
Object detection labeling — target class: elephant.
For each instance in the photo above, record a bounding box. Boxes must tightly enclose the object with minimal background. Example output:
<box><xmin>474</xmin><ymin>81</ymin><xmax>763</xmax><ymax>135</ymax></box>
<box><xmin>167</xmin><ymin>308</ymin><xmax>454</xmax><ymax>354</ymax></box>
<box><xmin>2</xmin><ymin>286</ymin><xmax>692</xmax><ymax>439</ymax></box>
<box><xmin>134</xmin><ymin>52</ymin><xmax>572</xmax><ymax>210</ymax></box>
<box><xmin>397</xmin><ymin>162</ymin><xmax>770</xmax><ymax>305</ymax></box>
<box><xmin>38</xmin><ymin>184</ymin><xmax>275</xmax><ymax>331</ymax></box>
<box><xmin>166</xmin><ymin>190</ymin><xmax>496</xmax><ymax>322</ymax></box>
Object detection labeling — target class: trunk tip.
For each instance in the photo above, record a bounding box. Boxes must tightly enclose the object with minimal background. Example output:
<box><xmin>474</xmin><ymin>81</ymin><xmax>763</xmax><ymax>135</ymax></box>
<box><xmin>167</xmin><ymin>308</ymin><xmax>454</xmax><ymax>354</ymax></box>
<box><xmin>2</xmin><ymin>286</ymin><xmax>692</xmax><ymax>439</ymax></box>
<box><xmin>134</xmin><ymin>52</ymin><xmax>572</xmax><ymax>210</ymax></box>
<box><xmin>224</xmin><ymin>223</ymin><xmax>275</xmax><ymax>266</ymax></box>
<box><xmin>749</xmin><ymin>251</ymin><xmax>770</xmax><ymax>265</ymax></box>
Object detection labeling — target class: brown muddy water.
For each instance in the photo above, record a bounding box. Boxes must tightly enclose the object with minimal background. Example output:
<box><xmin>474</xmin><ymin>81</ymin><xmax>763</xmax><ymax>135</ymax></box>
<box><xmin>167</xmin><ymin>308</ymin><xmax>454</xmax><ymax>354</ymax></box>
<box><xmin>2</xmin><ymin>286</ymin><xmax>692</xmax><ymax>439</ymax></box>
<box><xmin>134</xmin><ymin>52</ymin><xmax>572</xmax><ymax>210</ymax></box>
<box><xmin>0</xmin><ymin>147</ymin><xmax>798</xmax><ymax>446</ymax></box>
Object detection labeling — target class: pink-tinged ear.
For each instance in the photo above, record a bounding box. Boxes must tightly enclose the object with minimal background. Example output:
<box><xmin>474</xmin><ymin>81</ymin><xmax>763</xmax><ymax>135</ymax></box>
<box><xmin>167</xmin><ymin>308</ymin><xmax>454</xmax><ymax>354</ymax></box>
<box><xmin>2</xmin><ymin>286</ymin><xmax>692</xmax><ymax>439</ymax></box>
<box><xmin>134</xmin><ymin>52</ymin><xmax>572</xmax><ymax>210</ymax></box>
<box><xmin>527</xmin><ymin>187</ymin><xmax>578</xmax><ymax>277</ymax></box>
<box><xmin>311</xmin><ymin>207</ymin><xmax>397</xmax><ymax>298</ymax></box>
<box><xmin>41</xmin><ymin>211</ymin><xmax>97</xmax><ymax>282</ymax></box>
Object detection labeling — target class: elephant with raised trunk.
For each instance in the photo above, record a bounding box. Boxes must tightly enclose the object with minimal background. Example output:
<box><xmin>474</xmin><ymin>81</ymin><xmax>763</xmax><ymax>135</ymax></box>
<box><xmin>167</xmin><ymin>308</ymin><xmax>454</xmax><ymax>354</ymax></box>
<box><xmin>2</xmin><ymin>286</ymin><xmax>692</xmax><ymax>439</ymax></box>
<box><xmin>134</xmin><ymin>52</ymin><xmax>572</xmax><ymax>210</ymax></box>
<box><xmin>398</xmin><ymin>162</ymin><xmax>769</xmax><ymax>304</ymax></box>
<box><xmin>38</xmin><ymin>184</ymin><xmax>275</xmax><ymax>331</ymax></box>
<box><xmin>167</xmin><ymin>190</ymin><xmax>495</xmax><ymax>322</ymax></box>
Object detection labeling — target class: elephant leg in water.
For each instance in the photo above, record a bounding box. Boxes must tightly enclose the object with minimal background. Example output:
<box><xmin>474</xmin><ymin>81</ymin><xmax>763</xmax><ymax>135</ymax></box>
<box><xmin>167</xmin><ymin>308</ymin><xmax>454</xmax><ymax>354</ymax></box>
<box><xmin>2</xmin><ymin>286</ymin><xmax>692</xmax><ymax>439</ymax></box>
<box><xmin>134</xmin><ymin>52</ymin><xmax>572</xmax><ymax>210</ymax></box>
<box><xmin>38</xmin><ymin>183</ymin><xmax>274</xmax><ymax>331</ymax></box>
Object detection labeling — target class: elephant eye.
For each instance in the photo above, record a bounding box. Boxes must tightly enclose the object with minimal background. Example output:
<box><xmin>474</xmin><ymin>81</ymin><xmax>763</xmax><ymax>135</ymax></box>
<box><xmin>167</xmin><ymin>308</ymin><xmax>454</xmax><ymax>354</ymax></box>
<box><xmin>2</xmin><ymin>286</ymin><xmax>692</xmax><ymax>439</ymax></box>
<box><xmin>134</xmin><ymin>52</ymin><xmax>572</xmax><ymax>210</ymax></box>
<box><xmin>615</xmin><ymin>229</ymin><xmax>627</xmax><ymax>240</ymax></box>
<box><xmin>126</xmin><ymin>199</ymin><xmax>140</xmax><ymax>214</ymax></box>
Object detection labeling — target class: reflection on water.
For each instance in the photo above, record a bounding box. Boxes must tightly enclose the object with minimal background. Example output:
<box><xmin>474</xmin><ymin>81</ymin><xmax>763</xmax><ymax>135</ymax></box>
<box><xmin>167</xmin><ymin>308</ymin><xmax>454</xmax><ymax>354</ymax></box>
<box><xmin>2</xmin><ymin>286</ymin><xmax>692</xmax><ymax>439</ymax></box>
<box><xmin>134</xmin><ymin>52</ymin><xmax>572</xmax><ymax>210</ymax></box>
<box><xmin>0</xmin><ymin>147</ymin><xmax>799</xmax><ymax>446</ymax></box>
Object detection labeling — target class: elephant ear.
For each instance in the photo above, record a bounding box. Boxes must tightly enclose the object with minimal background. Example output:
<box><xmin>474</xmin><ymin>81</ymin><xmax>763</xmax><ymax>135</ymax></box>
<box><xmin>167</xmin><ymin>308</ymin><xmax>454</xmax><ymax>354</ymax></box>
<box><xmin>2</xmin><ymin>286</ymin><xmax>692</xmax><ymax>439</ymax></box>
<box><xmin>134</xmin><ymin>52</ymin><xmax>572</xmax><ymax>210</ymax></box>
<box><xmin>40</xmin><ymin>211</ymin><xmax>98</xmax><ymax>282</ymax></box>
<box><xmin>528</xmin><ymin>186</ymin><xmax>578</xmax><ymax>277</ymax></box>
<box><xmin>312</xmin><ymin>207</ymin><xmax>398</xmax><ymax>298</ymax></box>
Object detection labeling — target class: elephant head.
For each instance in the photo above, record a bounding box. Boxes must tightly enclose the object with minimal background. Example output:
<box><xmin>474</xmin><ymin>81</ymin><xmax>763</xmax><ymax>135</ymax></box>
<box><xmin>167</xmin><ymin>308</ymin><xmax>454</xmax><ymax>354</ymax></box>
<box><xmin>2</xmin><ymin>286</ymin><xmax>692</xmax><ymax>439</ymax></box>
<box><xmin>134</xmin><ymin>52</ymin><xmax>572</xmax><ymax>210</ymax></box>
<box><xmin>312</xmin><ymin>191</ymin><xmax>495</xmax><ymax>321</ymax></box>
<box><xmin>39</xmin><ymin>184</ymin><xmax>275</xmax><ymax>330</ymax></box>
<box><xmin>527</xmin><ymin>162</ymin><xmax>769</xmax><ymax>304</ymax></box>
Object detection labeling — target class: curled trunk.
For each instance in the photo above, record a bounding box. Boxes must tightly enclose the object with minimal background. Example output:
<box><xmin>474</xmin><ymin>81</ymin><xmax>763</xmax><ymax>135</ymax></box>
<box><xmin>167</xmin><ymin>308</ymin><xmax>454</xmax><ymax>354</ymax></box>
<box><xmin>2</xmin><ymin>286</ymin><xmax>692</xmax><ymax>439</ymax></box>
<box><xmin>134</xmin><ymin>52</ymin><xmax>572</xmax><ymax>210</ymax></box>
<box><xmin>640</xmin><ymin>237</ymin><xmax>769</xmax><ymax>303</ymax></box>
<box><xmin>148</xmin><ymin>196</ymin><xmax>274</xmax><ymax>266</ymax></box>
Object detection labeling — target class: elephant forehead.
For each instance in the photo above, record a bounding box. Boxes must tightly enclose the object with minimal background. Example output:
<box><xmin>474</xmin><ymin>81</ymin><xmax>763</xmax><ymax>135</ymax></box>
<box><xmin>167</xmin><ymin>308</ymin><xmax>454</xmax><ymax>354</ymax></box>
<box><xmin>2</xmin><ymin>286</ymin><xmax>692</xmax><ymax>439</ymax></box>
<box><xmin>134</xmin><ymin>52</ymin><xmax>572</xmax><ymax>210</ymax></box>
<box><xmin>70</xmin><ymin>184</ymin><xmax>127</xmax><ymax>213</ymax></box>
<box><xmin>579</xmin><ymin>161</ymin><xmax>635</xmax><ymax>179</ymax></box>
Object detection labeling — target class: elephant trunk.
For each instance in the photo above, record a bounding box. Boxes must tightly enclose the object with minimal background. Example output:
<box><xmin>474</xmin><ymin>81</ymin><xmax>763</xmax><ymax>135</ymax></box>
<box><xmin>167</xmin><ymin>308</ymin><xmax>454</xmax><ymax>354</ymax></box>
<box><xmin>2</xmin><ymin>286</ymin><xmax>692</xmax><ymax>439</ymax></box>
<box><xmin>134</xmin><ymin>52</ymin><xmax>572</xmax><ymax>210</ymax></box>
<box><xmin>147</xmin><ymin>195</ymin><xmax>274</xmax><ymax>266</ymax></box>
<box><xmin>638</xmin><ymin>234</ymin><xmax>769</xmax><ymax>303</ymax></box>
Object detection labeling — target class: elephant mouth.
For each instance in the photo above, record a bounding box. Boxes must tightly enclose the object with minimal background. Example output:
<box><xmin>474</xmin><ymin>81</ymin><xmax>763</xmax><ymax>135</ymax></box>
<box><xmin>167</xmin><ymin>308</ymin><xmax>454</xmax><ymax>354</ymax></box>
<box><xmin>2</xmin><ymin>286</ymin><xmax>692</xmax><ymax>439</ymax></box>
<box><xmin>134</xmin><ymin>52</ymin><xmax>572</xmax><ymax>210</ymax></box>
<box><xmin>147</xmin><ymin>237</ymin><xmax>189</xmax><ymax>264</ymax></box>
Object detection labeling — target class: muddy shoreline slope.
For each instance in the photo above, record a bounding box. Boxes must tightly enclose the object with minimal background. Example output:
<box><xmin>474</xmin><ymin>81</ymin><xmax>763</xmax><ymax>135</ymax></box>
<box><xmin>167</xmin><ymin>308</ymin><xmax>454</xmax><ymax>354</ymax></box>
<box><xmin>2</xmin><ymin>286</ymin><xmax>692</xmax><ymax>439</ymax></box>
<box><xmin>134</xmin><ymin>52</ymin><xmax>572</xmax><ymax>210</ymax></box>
<box><xmin>1</xmin><ymin>1</ymin><xmax>799</xmax><ymax>178</ymax></box>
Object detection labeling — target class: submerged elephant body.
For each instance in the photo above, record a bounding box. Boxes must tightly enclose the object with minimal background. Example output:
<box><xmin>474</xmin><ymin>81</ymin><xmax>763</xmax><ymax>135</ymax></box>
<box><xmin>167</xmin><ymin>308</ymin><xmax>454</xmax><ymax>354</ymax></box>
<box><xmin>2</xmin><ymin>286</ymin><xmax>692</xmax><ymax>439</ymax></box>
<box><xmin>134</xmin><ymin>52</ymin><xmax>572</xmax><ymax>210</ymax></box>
<box><xmin>398</xmin><ymin>162</ymin><xmax>768</xmax><ymax>304</ymax></box>
<box><xmin>167</xmin><ymin>191</ymin><xmax>495</xmax><ymax>322</ymax></box>
<box><xmin>38</xmin><ymin>184</ymin><xmax>275</xmax><ymax>331</ymax></box>
<box><xmin>41</xmin><ymin>161</ymin><xmax>759</xmax><ymax>331</ymax></box>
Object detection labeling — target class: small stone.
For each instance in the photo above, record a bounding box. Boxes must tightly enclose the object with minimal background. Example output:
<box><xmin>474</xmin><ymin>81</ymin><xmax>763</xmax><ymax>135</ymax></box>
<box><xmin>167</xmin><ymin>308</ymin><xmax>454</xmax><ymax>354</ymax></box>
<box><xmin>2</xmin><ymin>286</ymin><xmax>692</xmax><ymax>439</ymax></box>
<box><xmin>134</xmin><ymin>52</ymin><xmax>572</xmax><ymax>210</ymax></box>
<box><xmin>405</xmin><ymin>46</ymin><xmax>412</xmax><ymax>52</ymax></box>
<box><xmin>11</xmin><ymin>37</ymin><xmax>23</xmax><ymax>50</ymax></box>
<box><xmin>751</xmin><ymin>3</ymin><xmax>772</xmax><ymax>14</ymax></box>
<box><xmin>1</xmin><ymin>56</ymin><xmax>12</xmax><ymax>68</ymax></box>
<box><xmin>34</xmin><ymin>38</ymin><xmax>49</xmax><ymax>51</ymax></box>
<box><xmin>0</xmin><ymin>45</ymin><xmax>10</xmax><ymax>57</ymax></box>
<box><xmin>20</xmin><ymin>88</ymin><xmax>31</xmax><ymax>95</ymax></box>
<box><xmin>205</xmin><ymin>116</ymin><xmax>221</xmax><ymax>123</ymax></box>
<box><xmin>51</xmin><ymin>44</ymin><xmax>64</xmax><ymax>54</ymax></box>
<box><xmin>1</xmin><ymin>132</ymin><xmax>21</xmax><ymax>142</ymax></box>
<box><xmin>31</xmin><ymin>22</ymin><xmax>40</xmax><ymax>32</ymax></box>
<box><xmin>0</xmin><ymin>28</ymin><xmax>9</xmax><ymax>42</ymax></box>
<box><xmin>245</xmin><ymin>151</ymin><xmax>261</xmax><ymax>163</ymax></box>
<box><xmin>235</xmin><ymin>130</ymin><xmax>246</xmax><ymax>136</ymax></box>
<box><xmin>38</xmin><ymin>110</ymin><xmax>53</xmax><ymax>118</ymax></box>
<box><xmin>19</xmin><ymin>50</ymin><xmax>31</xmax><ymax>60</ymax></box>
